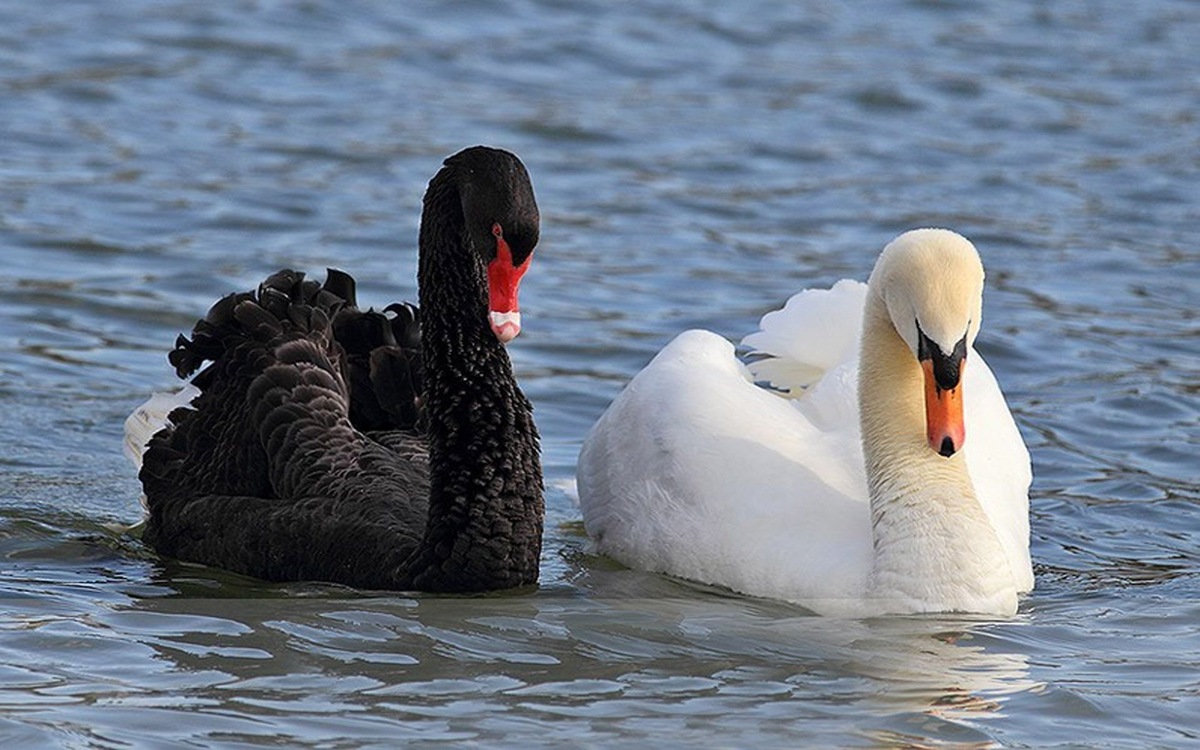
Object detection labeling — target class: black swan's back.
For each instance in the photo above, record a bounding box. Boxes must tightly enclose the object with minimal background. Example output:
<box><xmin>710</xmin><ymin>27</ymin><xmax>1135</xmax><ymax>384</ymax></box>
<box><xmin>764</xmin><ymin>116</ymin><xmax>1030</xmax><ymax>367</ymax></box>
<box><xmin>136</xmin><ymin>146</ymin><xmax>544</xmax><ymax>592</ymax></box>
<box><xmin>140</xmin><ymin>270</ymin><xmax>431</xmax><ymax>587</ymax></box>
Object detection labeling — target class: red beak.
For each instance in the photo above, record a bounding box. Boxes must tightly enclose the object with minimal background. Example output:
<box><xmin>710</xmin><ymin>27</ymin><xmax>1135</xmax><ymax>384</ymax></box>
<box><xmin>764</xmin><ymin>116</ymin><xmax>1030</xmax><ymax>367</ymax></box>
<box><xmin>486</xmin><ymin>233</ymin><xmax>531</xmax><ymax>343</ymax></box>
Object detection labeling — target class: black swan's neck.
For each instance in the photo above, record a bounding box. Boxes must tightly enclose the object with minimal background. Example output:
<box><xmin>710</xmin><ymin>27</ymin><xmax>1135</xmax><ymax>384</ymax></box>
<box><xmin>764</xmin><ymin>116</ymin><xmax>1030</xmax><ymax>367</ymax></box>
<box><xmin>403</xmin><ymin>172</ymin><xmax>543</xmax><ymax>591</ymax></box>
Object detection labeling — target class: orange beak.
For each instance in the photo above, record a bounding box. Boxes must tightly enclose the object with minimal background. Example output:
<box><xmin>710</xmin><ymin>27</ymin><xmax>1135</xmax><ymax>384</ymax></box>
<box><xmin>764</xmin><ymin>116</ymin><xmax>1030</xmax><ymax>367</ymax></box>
<box><xmin>922</xmin><ymin>357</ymin><xmax>965</xmax><ymax>457</ymax></box>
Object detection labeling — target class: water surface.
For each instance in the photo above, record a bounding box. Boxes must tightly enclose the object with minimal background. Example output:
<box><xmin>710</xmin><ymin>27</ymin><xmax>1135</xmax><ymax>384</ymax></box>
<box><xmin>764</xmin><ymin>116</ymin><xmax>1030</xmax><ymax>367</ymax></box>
<box><xmin>1</xmin><ymin>0</ymin><xmax>1198</xmax><ymax>746</ymax></box>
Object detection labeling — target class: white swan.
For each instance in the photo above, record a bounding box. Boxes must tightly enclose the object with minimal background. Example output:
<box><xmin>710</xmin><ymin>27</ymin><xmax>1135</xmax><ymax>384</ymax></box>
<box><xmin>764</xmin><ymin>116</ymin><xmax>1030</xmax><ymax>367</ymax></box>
<box><xmin>577</xmin><ymin>229</ymin><xmax>1033</xmax><ymax>616</ymax></box>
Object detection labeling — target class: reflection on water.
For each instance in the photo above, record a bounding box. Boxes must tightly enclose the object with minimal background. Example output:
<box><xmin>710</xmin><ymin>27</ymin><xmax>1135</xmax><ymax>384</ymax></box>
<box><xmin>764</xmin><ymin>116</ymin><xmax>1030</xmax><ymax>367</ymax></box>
<box><xmin>0</xmin><ymin>519</ymin><xmax>1043</xmax><ymax>747</ymax></box>
<box><xmin>1</xmin><ymin>0</ymin><xmax>1198</xmax><ymax>746</ymax></box>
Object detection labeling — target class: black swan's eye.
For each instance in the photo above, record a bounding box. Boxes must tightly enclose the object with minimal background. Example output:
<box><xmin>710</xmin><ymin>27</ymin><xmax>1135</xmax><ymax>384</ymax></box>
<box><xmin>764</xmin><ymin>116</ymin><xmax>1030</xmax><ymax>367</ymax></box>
<box><xmin>492</xmin><ymin>223</ymin><xmax>503</xmax><ymax>238</ymax></box>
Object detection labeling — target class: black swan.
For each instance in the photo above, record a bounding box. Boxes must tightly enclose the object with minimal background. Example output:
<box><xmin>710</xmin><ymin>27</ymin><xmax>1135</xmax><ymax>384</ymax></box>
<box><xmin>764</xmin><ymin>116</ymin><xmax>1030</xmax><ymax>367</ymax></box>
<box><xmin>131</xmin><ymin>146</ymin><xmax>544</xmax><ymax>592</ymax></box>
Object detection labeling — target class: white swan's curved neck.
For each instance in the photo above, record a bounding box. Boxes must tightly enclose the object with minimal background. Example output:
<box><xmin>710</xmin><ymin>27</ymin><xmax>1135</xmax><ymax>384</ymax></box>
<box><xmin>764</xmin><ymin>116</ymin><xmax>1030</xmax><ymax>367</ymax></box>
<box><xmin>858</xmin><ymin>292</ymin><xmax>1016</xmax><ymax>613</ymax></box>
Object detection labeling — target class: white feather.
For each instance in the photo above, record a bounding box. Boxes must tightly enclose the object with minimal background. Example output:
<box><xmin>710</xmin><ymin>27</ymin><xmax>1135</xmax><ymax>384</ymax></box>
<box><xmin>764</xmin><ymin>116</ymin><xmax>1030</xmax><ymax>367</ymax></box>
<box><xmin>122</xmin><ymin>383</ymin><xmax>200</xmax><ymax>469</ymax></box>
<box><xmin>577</xmin><ymin>229</ymin><xmax>1033</xmax><ymax>615</ymax></box>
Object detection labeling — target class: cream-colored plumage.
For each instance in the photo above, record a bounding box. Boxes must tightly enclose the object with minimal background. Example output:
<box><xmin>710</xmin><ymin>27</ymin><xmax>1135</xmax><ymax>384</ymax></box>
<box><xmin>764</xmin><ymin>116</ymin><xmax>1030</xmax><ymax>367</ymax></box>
<box><xmin>577</xmin><ymin>229</ymin><xmax>1033</xmax><ymax>616</ymax></box>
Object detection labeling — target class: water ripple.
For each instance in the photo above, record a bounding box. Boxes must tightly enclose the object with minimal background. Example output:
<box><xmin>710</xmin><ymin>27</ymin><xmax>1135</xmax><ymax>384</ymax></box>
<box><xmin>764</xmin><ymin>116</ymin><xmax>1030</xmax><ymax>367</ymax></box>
<box><xmin>0</xmin><ymin>0</ymin><xmax>1198</xmax><ymax>746</ymax></box>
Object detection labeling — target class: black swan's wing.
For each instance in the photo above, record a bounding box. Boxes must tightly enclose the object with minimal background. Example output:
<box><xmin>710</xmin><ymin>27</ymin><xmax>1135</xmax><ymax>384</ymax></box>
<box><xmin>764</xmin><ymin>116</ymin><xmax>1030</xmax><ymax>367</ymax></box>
<box><xmin>331</xmin><ymin>291</ymin><xmax>426</xmax><ymax>434</ymax></box>
<box><xmin>328</xmin><ymin>282</ymin><xmax>430</xmax><ymax>467</ymax></box>
<box><xmin>139</xmin><ymin>270</ymin><xmax>430</xmax><ymax>587</ymax></box>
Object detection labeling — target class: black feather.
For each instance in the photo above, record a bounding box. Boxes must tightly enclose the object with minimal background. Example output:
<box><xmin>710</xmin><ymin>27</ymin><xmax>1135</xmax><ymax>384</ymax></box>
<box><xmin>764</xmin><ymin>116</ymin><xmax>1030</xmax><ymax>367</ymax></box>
<box><xmin>139</xmin><ymin>146</ymin><xmax>544</xmax><ymax>592</ymax></box>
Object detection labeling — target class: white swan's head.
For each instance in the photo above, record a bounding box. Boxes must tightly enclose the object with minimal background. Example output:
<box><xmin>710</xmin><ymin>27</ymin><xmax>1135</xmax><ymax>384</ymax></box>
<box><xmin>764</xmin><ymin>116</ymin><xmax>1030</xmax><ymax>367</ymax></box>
<box><xmin>868</xmin><ymin>228</ymin><xmax>985</xmax><ymax>458</ymax></box>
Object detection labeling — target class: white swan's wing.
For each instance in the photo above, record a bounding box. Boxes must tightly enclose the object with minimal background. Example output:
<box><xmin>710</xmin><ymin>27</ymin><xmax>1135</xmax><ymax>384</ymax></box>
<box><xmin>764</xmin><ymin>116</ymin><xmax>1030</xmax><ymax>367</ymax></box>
<box><xmin>964</xmin><ymin>352</ymin><xmax>1034</xmax><ymax>592</ymax></box>
<box><xmin>742</xmin><ymin>280</ymin><xmax>868</xmax><ymax>395</ymax></box>
<box><xmin>578</xmin><ymin>329</ymin><xmax>873</xmax><ymax>607</ymax></box>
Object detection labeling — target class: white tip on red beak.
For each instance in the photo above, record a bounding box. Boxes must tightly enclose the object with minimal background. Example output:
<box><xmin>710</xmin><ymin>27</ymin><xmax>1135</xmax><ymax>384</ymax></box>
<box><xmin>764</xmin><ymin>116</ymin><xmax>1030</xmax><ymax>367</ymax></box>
<box><xmin>489</xmin><ymin>311</ymin><xmax>522</xmax><ymax>343</ymax></box>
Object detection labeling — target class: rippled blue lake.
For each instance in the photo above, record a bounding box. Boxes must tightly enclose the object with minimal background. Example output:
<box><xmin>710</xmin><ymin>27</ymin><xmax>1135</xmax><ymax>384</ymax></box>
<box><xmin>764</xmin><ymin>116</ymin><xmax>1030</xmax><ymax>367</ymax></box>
<box><xmin>1</xmin><ymin>0</ymin><xmax>1197</xmax><ymax>746</ymax></box>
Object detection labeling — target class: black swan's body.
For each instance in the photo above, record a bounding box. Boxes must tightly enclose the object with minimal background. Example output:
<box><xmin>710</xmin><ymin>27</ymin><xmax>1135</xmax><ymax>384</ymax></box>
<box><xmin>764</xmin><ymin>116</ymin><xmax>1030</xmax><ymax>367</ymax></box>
<box><xmin>136</xmin><ymin>146</ymin><xmax>544</xmax><ymax>592</ymax></box>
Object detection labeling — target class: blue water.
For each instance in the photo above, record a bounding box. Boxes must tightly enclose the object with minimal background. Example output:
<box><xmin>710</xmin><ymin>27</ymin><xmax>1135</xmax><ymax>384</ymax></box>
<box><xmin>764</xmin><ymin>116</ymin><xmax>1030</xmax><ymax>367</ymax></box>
<box><xmin>1</xmin><ymin>0</ymin><xmax>1198</xmax><ymax>746</ymax></box>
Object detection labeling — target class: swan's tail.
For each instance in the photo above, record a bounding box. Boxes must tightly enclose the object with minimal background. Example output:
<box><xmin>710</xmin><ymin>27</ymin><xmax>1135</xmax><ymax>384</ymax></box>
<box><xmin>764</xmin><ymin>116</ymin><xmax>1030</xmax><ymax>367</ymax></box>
<box><xmin>740</xmin><ymin>279</ymin><xmax>868</xmax><ymax>395</ymax></box>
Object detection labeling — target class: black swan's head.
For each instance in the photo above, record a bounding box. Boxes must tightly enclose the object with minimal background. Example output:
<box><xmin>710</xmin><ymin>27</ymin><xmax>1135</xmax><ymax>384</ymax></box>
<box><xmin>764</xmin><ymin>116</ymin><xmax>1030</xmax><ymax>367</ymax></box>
<box><xmin>445</xmin><ymin>146</ymin><xmax>540</xmax><ymax>343</ymax></box>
